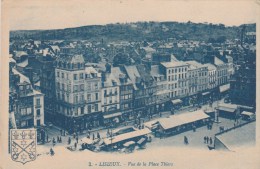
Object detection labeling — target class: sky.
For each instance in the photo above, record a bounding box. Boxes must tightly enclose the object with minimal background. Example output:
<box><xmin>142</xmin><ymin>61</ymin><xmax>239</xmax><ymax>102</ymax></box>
<box><xmin>6</xmin><ymin>0</ymin><xmax>258</xmax><ymax>31</ymax></box>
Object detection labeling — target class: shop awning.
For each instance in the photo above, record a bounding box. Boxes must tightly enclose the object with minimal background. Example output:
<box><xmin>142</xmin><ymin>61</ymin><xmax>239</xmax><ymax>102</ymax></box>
<box><xmin>103</xmin><ymin>112</ymin><xmax>122</xmax><ymax>119</ymax></box>
<box><xmin>219</xmin><ymin>84</ymin><xmax>230</xmax><ymax>93</ymax></box>
<box><xmin>202</xmin><ymin>92</ymin><xmax>210</xmax><ymax>96</ymax></box>
<box><xmin>171</xmin><ymin>99</ymin><xmax>183</xmax><ymax>105</ymax></box>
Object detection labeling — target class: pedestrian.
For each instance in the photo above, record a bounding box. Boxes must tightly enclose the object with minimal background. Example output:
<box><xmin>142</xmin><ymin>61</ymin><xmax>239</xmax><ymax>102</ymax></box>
<box><xmin>76</xmin><ymin>136</ymin><xmax>78</xmax><ymax>143</ymax></box>
<box><xmin>204</xmin><ymin>136</ymin><xmax>206</xmax><ymax>143</ymax></box>
<box><xmin>206</xmin><ymin>136</ymin><xmax>209</xmax><ymax>144</ymax></box>
<box><xmin>92</xmin><ymin>133</ymin><xmax>95</xmax><ymax>140</ymax></box>
<box><xmin>60</xmin><ymin>129</ymin><xmax>62</xmax><ymax>136</ymax></box>
<box><xmin>60</xmin><ymin>136</ymin><xmax>62</xmax><ymax>143</ymax></box>
<box><xmin>50</xmin><ymin>148</ymin><xmax>55</xmax><ymax>156</ymax></box>
<box><xmin>68</xmin><ymin>137</ymin><xmax>71</xmax><ymax>145</ymax></box>
<box><xmin>73</xmin><ymin>132</ymin><xmax>76</xmax><ymax>139</ymax></box>
<box><xmin>46</xmin><ymin>134</ymin><xmax>49</xmax><ymax>142</ymax></box>
<box><xmin>97</xmin><ymin>132</ymin><xmax>100</xmax><ymax>139</ymax></box>
<box><xmin>209</xmin><ymin>137</ymin><xmax>212</xmax><ymax>145</ymax></box>
<box><xmin>74</xmin><ymin>142</ymin><xmax>77</xmax><ymax>150</ymax></box>
<box><xmin>52</xmin><ymin>138</ymin><xmax>56</xmax><ymax>146</ymax></box>
<box><xmin>57</xmin><ymin>136</ymin><xmax>59</xmax><ymax>143</ymax></box>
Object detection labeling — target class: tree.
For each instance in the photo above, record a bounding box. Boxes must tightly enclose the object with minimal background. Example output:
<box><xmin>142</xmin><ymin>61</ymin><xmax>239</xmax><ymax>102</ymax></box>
<box><xmin>113</xmin><ymin>53</ymin><xmax>131</xmax><ymax>66</ymax></box>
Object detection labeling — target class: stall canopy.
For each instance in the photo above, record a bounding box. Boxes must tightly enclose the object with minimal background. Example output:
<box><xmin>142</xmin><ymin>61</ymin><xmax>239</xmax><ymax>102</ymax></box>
<box><xmin>123</xmin><ymin>141</ymin><xmax>135</xmax><ymax>147</ymax></box>
<box><xmin>80</xmin><ymin>137</ymin><xmax>94</xmax><ymax>145</ymax></box>
<box><xmin>171</xmin><ymin>99</ymin><xmax>183</xmax><ymax>105</ymax></box>
<box><xmin>217</xmin><ymin>103</ymin><xmax>237</xmax><ymax>113</ymax></box>
<box><xmin>219</xmin><ymin>84</ymin><xmax>230</xmax><ymax>93</ymax></box>
<box><xmin>158</xmin><ymin>110</ymin><xmax>209</xmax><ymax>130</ymax></box>
<box><xmin>103</xmin><ymin>128</ymin><xmax>151</xmax><ymax>146</ymax></box>
<box><xmin>103</xmin><ymin>112</ymin><xmax>122</xmax><ymax>119</ymax></box>
<box><xmin>241</xmin><ymin>111</ymin><xmax>255</xmax><ymax>117</ymax></box>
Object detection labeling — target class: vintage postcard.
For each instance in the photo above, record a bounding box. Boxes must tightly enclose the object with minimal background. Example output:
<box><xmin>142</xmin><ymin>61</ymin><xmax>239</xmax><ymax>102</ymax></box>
<box><xmin>0</xmin><ymin>0</ymin><xmax>260</xmax><ymax>169</ymax></box>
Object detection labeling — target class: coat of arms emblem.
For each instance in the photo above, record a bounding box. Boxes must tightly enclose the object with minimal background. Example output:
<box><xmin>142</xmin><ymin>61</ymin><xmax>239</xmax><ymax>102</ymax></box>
<box><xmin>10</xmin><ymin>129</ymin><xmax>37</xmax><ymax>164</ymax></box>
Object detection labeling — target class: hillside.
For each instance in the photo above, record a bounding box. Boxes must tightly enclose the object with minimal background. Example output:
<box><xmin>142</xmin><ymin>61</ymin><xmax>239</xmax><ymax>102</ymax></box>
<box><xmin>10</xmin><ymin>21</ymin><xmax>256</xmax><ymax>42</ymax></box>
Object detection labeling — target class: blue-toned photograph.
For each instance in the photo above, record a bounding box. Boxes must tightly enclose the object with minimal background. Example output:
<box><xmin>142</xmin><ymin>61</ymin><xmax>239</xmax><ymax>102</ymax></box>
<box><xmin>3</xmin><ymin>0</ymin><xmax>258</xmax><ymax>169</ymax></box>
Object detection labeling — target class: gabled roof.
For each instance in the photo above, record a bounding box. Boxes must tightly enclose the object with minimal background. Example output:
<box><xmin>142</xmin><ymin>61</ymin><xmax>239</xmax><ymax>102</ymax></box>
<box><xmin>56</xmin><ymin>54</ymin><xmax>85</xmax><ymax>64</ymax></box>
<box><xmin>12</xmin><ymin>68</ymin><xmax>30</xmax><ymax>84</ymax></box>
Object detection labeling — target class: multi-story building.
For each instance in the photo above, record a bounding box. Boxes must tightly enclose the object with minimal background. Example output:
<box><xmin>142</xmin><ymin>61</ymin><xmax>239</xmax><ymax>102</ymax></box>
<box><xmin>160</xmin><ymin>61</ymin><xmax>189</xmax><ymax>99</ymax></box>
<box><xmin>84</xmin><ymin>66</ymin><xmax>102</xmax><ymax>128</ymax></box>
<box><xmin>214</xmin><ymin>57</ymin><xmax>229</xmax><ymax>86</ymax></box>
<box><xmin>204</xmin><ymin>63</ymin><xmax>217</xmax><ymax>90</ymax></box>
<box><xmin>39</xmin><ymin>56</ymin><xmax>56</xmax><ymax>123</ymax></box>
<box><xmin>124</xmin><ymin>65</ymin><xmax>157</xmax><ymax>119</ymax></box>
<box><xmin>101</xmin><ymin>67</ymin><xmax>120</xmax><ymax>126</ymax></box>
<box><xmin>9</xmin><ymin>67</ymin><xmax>44</xmax><ymax>129</ymax></box>
<box><xmin>55</xmin><ymin>54</ymin><xmax>86</xmax><ymax>132</ymax></box>
<box><xmin>150</xmin><ymin>65</ymin><xmax>171</xmax><ymax>112</ymax></box>
<box><xmin>186</xmin><ymin>61</ymin><xmax>208</xmax><ymax>93</ymax></box>
<box><xmin>111</xmin><ymin>67</ymin><xmax>134</xmax><ymax>121</ymax></box>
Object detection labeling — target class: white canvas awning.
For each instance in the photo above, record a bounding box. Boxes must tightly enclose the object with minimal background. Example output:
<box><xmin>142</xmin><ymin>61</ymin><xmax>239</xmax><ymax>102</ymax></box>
<box><xmin>171</xmin><ymin>99</ymin><xmax>183</xmax><ymax>105</ymax></box>
<box><xmin>202</xmin><ymin>92</ymin><xmax>210</xmax><ymax>96</ymax></box>
<box><xmin>219</xmin><ymin>84</ymin><xmax>230</xmax><ymax>93</ymax></box>
<box><xmin>241</xmin><ymin>111</ymin><xmax>255</xmax><ymax>117</ymax></box>
<box><xmin>158</xmin><ymin>110</ymin><xmax>209</xmax><ymax>130</ymax></box>
<box><xmin>103</xmin><ymin>112</ymin><xmax>122</xmax><ymax>119</ymax></box>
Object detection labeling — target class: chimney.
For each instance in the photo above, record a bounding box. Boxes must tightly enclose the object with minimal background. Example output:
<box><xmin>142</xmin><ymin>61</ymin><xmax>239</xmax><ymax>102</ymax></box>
<box><xmin>105</xmin><ymin>63</ymin><xmax>111</xmax><ymax>73</ymax></box>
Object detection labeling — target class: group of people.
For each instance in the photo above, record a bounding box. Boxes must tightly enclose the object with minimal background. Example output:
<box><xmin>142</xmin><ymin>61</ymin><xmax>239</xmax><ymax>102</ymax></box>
<box><xmin>204</xmin><ymin>136</ymin><xmax>213</xmax><ymax>145</ymax></box>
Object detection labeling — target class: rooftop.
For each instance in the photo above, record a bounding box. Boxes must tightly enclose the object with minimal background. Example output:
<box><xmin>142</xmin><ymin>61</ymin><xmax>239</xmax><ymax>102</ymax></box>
<box><xmin>161</xmin><ymin>61</ymin><xmax>188</xmax><ymax>68</ymax></box>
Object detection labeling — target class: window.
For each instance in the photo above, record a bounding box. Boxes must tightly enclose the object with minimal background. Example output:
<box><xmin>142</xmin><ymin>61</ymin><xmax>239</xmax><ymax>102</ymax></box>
<box><xmin>57</xmin><ymin>71</ymin><xmax>60</xmax><ymax>77</ymax></box>
<box><xmin>73</xmin><ymin>74</ymin><xmax>78</xmax><ymax>80</ymax></box>
<box><xmin>61</xmin><ymin>73</ymin><xmax>64</xmax><ymax>78</ymax></box>
<box><xmin>36</xmin><ymin>98</ymin><xmax>40</xmax><ymax>106</ymax></box>
<box><xmin>74</xmin><ymin>95</ymin><xmax>78</xmax><ymax>103</ymax></box>
<box><xmin>73</xmin><ymin>85</ymin><xmax>78</xmax><ymax>92</ymax></box>
<box><xmin>26</xmin><ymin>85</ymin><xmax>30</xmax><ymax>89</ymax></box>
<box><xmin>104</xmin><ymin>98</ymin><xmax>107</xmax><ymax>104</ymax></box>
<box><xmin>80</xmin><ymin>84</ymin><xmax>84</xmax><ymax>91</ymax></box>
<box><xmin>27</xmin><ymin>108</ymin><xmax>32</xmax><ymax>115</ymax></box>
<box><xmin>21</xmin><ymin>121</ymin><xmax>27</xmax><ymax>127</ymax></box>
<box><xmin>81</xmin><ymin>107</ymin><xmax>84</xmax><ymax>115</ymax></box>
<box><xmin>95</xmin><ymin>83</ymin><xmax>98</xmax><ymax>90</ymax></box>
<box><xmin>88</xmin><ymin>105</ymin><xmax>91</xmax><ymax>113</ymax></box>
<box><xmin>104</xmin><ymin>90</ymin><xmax>107</xmax><ymax>96</ymax></box>
<box><xmin>95</xmin><ymin>93</ymin><xmax>98</xmax><ymax>100</ymax></box>
<box><xmin>95</xmin><ymin>104</ymin><xmax>98</xmax><ymax>111</ymax></box>
<box><xmin>80</xmin><ymin>73</ymin><xmax>84</xmax><ymax>79</ymax></box>
<box><xmin>109</xmin><ymin>97</ymin><xmax>112</xmax><ymax>104</ymax></box>
<box><xmin>87</xmin><ymin>94</ymin><xmax>91</xmax><ymax>102</ymax></box>
<box><xmin>21</xmin><ymin>108</ymin><xmax>26</xmax><ymax>115</ymax></box>
<box><xmin>37</xmin><ymin>109</ymin><xmax>40</xmax><ymax>116</ymax></box>
<box><xmin>81</xmin><ymin>95</ymin><xmax>84</xmax><ymax>101</ymax></box>
<box><xmin>62</xmin><ymin>84</ymin><xmax>65</xmax><ymax>90</ymax></box>
<box><xmin>75</xmin><ymin>108</ymin><xmax>78</xmax><ymax>116</ymax></box>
